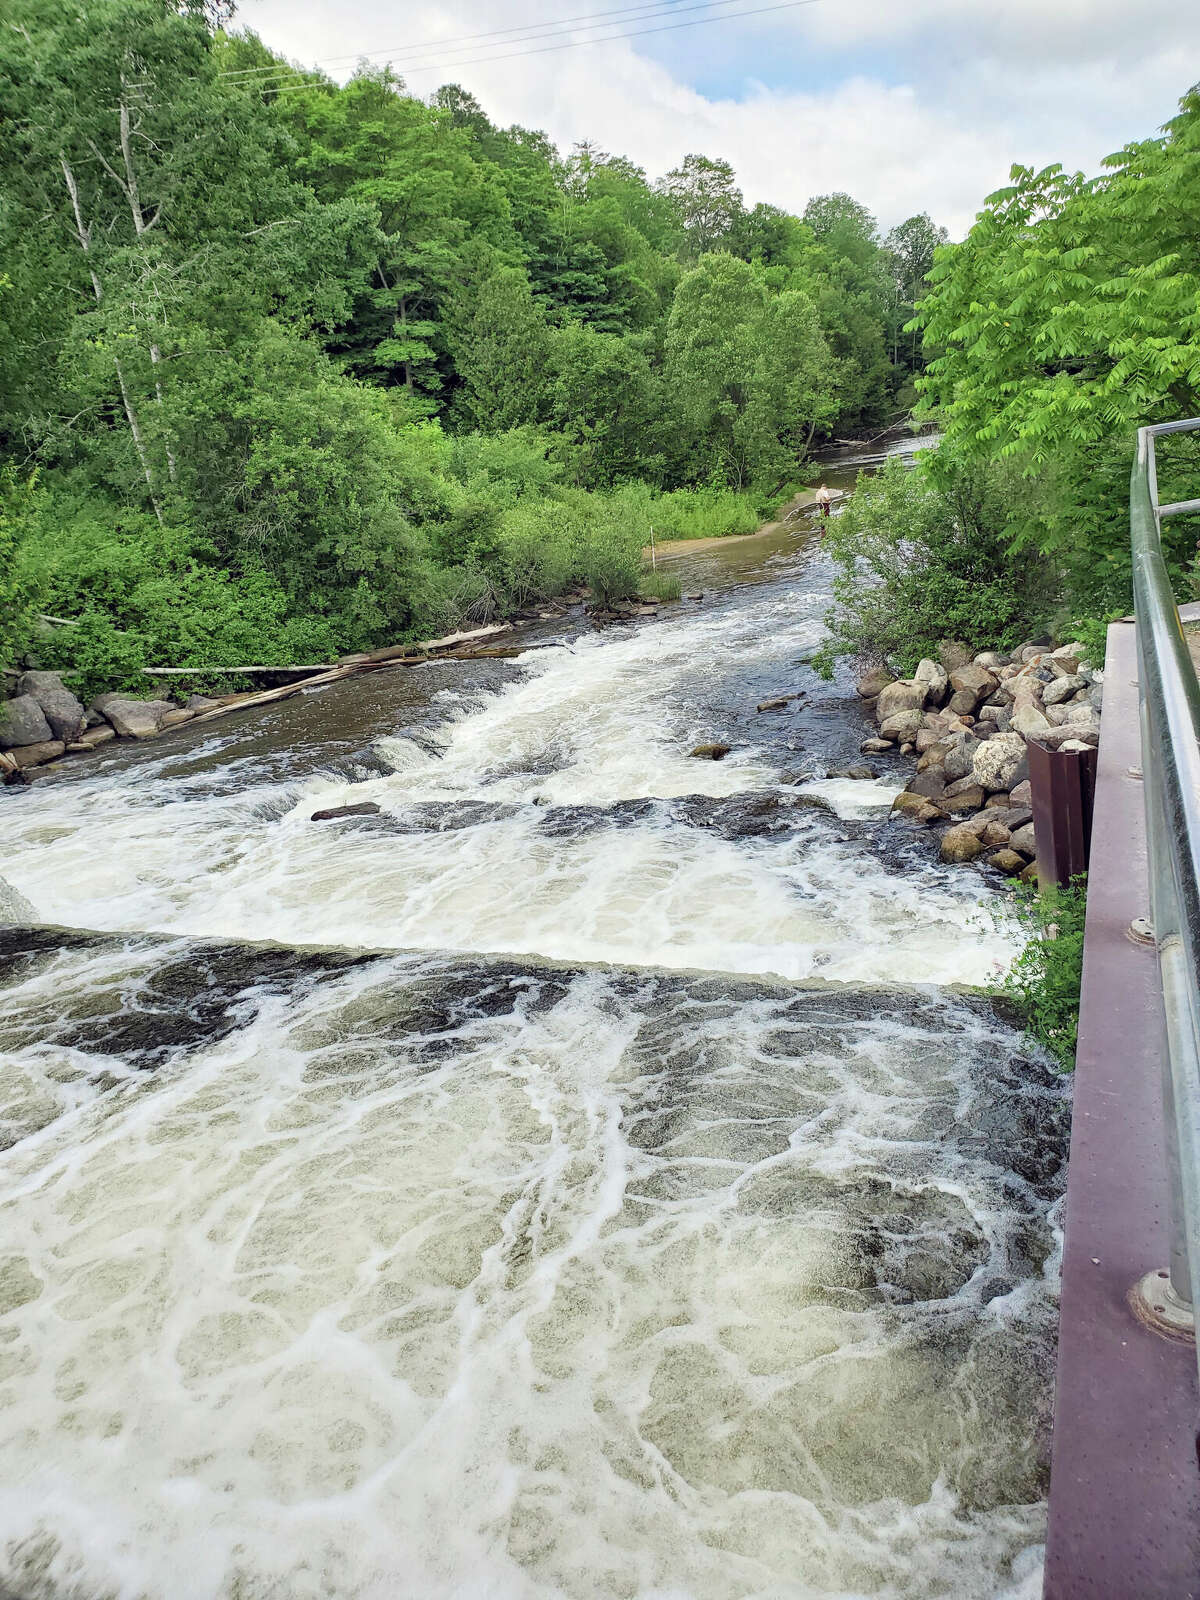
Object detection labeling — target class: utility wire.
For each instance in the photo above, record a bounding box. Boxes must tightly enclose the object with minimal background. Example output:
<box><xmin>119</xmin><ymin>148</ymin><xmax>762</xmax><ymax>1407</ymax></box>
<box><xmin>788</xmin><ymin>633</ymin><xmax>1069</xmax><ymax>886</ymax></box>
<box><xmin>237</xmin><ymin>0</ymin><xmax>821</xmax><ymax>95</ymax></box>
<box><xmin>218</xmin><ymin>0</ymin><xmax>757</xmax><ymax>78</ymax></box>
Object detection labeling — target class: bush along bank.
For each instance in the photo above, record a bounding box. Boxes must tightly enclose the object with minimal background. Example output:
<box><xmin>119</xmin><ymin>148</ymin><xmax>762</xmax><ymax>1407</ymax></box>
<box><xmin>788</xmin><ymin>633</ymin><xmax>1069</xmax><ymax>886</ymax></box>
<box><xmin>859</xmin><ymin>637</ymin><xmax>1103</xmax><ymax>878</ymax></box>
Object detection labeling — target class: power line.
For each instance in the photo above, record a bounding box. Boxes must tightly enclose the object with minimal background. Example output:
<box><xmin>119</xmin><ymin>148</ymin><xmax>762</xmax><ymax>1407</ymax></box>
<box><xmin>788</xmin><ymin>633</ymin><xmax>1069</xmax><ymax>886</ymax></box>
<box><xmin>241</xmin><ymin>0</ymin><xmax>821</xmax><ymax>96</ymax></box>
<box><xmin>219</xmin><ymin>0</ymin><xmax>750</xmax><ymax>79</ymax></box>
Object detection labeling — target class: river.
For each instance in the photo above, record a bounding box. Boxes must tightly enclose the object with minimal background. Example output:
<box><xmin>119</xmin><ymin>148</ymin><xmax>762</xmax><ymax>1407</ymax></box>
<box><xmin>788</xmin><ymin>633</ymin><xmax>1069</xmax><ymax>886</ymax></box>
<box><xmin>0</xmin><ymin>478</ymin><xmax>1067</xmax><ymax>1600</ymax></box>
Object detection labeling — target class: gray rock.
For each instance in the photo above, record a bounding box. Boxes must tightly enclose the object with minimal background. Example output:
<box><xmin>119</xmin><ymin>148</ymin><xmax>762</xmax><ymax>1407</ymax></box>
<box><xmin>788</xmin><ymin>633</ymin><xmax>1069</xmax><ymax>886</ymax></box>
<box><xmin>1060</xmin><ymin>739</ymin><xmax>1095</xmax><ymax>752</ymax></box>
<box><xmin>1044</xmin><ymin>705</ymin><xmax>1072</xmax><ymax>726</ymax></box>
<box><xmin>185</xmin><ymin>694</ymin><xmax>221</xmax><ymax>711</ymax></box>
<box><xmin>948</xmin><ymin>663</ymin><xmax>999</xmax><ymax>704</ymax></box>
<box><xmin>892</xmin><ymin>791</ymin><xmax>945</xmax><ymax>823</ymax></box>
<box><xmin>1043</xmin><ymin>674</ymin><xmax>1085</xmax><ymax>705</ymax></box>
<box><xmin>943</xmin><ymin>735</ymin><xmax>981</xmax><ymax>783</ymax></box>
<box><xmin>16</xmin><ymin>671</ymin><xmax>86</xmax><ymax>743</ymax></box>
<box><xmin>1064</xmin><ymin>702</ymin><xmax>1101</xmax><ymax>730</ymax></box>
<box><xmin>0</xmin><ymin>694</ymin><xmax>52</xmax><ymax>749</ymax></box>
<box><xmin>827</xmin><ymin>764</ymin><xmax>877</xmax><ymax>780</ymax></box>
<box><xmin>947</xmin><ymin>687</ymin><xmax>980</xmax><ymax>716</ymax></box>
<box><xmin>941</xmin><ymin>823</ymin><xmax>985</xmax><ymax>863</ymax></box>
<box><xmin>906</xmin><ymin>769</ymin><xmax>947</xmax><ymax>800</ymax></box>
<box><xmin>11</xmin><ymin>739</ymin><xmax>65</xmax><ymax>768</ymax></box>
<box><xmin>972</xmin><ymin>732</ymin><xmax>1028</xmax><ymax>793</ymax></box>
<box><xmin>973</xmin><ymin>651</ymin><xmax>1008</xmax><ymax>670</ymax></box>
<box><xmin>913</xmin><ymin>658</ymin><xmax>949</xmax><ymax>705</ymax></box>
<box><xmin>876</xmin><ymin>679</ymin><xmax>927</xmax><ymax>723</ymax></box>
<box><xmin>856</xmin><ymin>666</ymin><xmax>894</xmax><ymax>699</ymax></box>
<box><xmin>987</xmin><ymin>848</ymin><xmax>1027</xmax><ymax>876</ymax></box>
<box><xmin>860</xmin><ymin>737</ymin><xmax>894</xmax><ymax>753</ymax></box>
<box><xmin>1009</xmin><ymin>822</ymin><xmax>1038</xmax><ymax>856</ymax></box>
<box><xmin>1009</xmin><ymin>779</ymin><xmax>1032</xmax><ymax>807</ymax></box>
<box><xmin>879</xmin><ymin>708</ymin><xmax>925</xmax><ymax>743</ymax></box>
<box><xmin>1011</xmin><ymin>702</ymin><xmax>1053</xmax><ymax>738</ymax></box>
<box><xmin>91</xmin><ymin>695</ymin><xmax>176</xmax><ymax>740</ymax></box>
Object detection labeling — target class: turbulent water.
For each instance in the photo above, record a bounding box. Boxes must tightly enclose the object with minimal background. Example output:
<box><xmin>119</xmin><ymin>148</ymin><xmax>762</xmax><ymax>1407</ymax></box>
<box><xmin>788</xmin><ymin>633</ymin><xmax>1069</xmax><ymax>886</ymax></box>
<box><xmin>0</xmin><ymin>523</ymin><xmax>1067</xmax><ymax>1600</ymax></box>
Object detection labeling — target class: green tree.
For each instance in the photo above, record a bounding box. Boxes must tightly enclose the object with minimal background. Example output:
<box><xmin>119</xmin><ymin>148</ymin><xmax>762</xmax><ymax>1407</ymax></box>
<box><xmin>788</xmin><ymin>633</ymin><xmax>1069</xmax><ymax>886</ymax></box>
<box><xmin>659</xmin><ymin>154</ymin><xmax>744</xmax><ymax>258</ymax></box>
<box><xmin>450</xmin><ymin>267</ymin><xmax>551</xmax><ymax>431</ymax></box>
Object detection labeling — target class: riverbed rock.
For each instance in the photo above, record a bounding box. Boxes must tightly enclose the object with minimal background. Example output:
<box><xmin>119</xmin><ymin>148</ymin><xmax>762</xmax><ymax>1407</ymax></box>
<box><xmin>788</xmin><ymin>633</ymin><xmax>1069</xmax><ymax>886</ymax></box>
<box><xmin>913</xmin><ymin>659</ymin><xmax>949</xmax><ymax>706</ymax></box>
<box><xmin>936</xmin><ymin>640</ymin><xmax>975</xmax><ymax>672</ymax></box>
<box><xmin>185</xmin><ymin>695</ymin><xmax>221</xmax><ymax>712</ymax></box>
<box><xmin>987</xmin><ymin>848</ymin><xmax>1027</xmax><ymax>876</ymax></box>
<box><xmin>856</xmin><ymin>666</ymin><xmax>894</xmax><ymax>699</ymax></box>
<box><xmin>91</xmin><ymin>695</ymin><xmax>176</xmax><ymax>740</ymax></box>
<box><xmin>0</xmin><ymin>694</ymin><xmax>52</xmax><ymax>749</ymax></box>
<box><xmin>690</xmin><ymin>743</ymin><xmax>731</xmax><ymax>760</ymax></box>
<box><xmin>828</xmin><ymin>764</ymin><xmax>877</xmax><ymax>780</ymax></box>
<box><xmin>942</xmin><ymin>784</ymin><xmax>987</xmax><ymax>814</ymax></box>
<box><xmin>876</xmin><ymin>680</ymin><xmax>927</xmax><ymax>722</ymax></box>
<box><xmin>757</xmin><ymin>697</ymin><xmax>791</xmax><ymax>712</ymax></box>
<box><xmin>159</xmin><ymin>708</ymin><xmax>195</xmax><ymax>729</ymax></box>
<box><xmin>860</xmin><ymin>737</ymin><xmax>893</xmax><ymax>753</ymax></box>
<box><xmin>905</xmin><ymin>769</ymin><xmax>947</xmax><ymax>801</ymax></box>
<box><xmin>311</xmin><ymin>802</ymin><xmax>383</xmax><ymax>822</ymax></box>
<box><xmin>941</xmin><ymin>823</ymin><xmax>985</xmax><ymax>863</ymax></box>
<box><xmin>11</xmin><ymin>739</ymin><xmax>65</xmax><ymax>768</ymax></box>
<box><xmin>972</xmin><ymin>733</ymin><xmax>1027</xmax><ymax>794</ymax></box>
<box><xmin>1009</xmin><ymin>822</ymin><xmax>1038</xmax><ymax>856</ymax></box>
<box><xmin>76</xmin><ymin>725</ymin><xmax>116</xmax><ymax>750</ymax></box>
<box><xmin>16</xmin><ymin>671</ymin><xmax>86</xmax><ymax>743</ymax></box>
<box><xmin>917</xmin><ymin>741</ymin><xmax>950</xmax><ymax>771</ymax></box>
<box><xmin>978</xmin><ymin>820</ymin><xmax>1011</xmax><ymax>847</ymax></box>
<box><xmin>892</xmin><ymin>791</ymin><xmax>944</xmax><ymax>823</ymax></box>
<box><xmin>879</xmin><ymin>708</ymin><xmax>925</xmax><ymax>743</ymax></box>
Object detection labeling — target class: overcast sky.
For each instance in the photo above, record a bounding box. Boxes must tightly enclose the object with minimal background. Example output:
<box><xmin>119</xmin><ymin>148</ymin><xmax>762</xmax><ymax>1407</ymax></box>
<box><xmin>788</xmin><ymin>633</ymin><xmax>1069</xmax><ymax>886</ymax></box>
<box><xmin>241</xmin><ymin>0</ymin><xmax>1200</xmax><ymax>237</ymax></box>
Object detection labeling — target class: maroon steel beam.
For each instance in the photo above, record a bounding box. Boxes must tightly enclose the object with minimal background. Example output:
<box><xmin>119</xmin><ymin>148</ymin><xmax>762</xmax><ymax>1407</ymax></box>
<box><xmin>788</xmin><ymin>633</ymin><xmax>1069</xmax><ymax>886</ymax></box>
<box><xmin>1028</xmin><ymin>739</ymin><xmax>1099</xmax><ymax>889</ymax></box>
<box><xmin>1043</xmin><ymin>620</ymin><xmax>1200</xmax><ymax>1598</ymax></box>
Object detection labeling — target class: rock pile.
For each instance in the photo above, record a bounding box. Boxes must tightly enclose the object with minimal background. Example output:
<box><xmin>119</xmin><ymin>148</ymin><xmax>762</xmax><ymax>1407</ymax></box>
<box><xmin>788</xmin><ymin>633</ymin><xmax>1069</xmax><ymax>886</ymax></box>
<box><xmin>857</xmin><ymin>640</ymin><xmax>1103</xmax><ymax>881</ymax></box>
<box><xmin>0</xmin><ymin>673</ymin><xmax>204</xmax><ymax>775</ymax></box>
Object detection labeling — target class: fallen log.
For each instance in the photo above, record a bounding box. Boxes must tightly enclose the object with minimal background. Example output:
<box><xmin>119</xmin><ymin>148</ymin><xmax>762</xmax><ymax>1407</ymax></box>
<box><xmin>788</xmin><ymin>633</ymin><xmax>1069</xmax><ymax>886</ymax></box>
<box><xmin>144</xmin><ymin>663</ymin><xmax>337</xmax><ymax>676</ymax></box>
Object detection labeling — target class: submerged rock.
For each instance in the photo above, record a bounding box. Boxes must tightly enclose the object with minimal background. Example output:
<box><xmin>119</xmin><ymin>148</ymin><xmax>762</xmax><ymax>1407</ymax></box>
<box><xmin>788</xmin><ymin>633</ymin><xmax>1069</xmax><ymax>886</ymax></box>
<box><xmin>689</xmin><ymin>743</ymin><xmax>731</xmax><ymax>760</ymax></box>
<box><xmin>310</xmin><ymin>802</ymin><xmax>383</xmax><ymax>822</ymax></box>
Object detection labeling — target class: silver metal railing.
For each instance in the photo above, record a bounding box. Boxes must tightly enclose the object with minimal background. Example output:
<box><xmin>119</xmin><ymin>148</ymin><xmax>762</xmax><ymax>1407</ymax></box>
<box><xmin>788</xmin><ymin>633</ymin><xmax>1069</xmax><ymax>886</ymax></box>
<box><xmin>1130</xmin><ymin>417</ymin><xmax>1200</xmax><ymax>1346</ymax></box>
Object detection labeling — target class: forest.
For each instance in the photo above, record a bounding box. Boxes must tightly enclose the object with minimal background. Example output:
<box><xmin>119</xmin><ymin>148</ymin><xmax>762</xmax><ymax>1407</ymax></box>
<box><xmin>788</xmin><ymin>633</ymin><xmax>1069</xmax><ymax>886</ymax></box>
<box><xmin>0</xmin><ymin>0</ymin><xmax>944</xmax><ymax>695</ymax></box>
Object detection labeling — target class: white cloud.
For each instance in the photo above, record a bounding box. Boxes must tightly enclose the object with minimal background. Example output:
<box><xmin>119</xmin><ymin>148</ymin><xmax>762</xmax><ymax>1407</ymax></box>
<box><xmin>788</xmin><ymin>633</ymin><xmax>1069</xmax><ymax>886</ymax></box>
<box><xmin>241</xmin><ymin>0</ymin><xmax>1200</xmax><ymax>236</ymax></box>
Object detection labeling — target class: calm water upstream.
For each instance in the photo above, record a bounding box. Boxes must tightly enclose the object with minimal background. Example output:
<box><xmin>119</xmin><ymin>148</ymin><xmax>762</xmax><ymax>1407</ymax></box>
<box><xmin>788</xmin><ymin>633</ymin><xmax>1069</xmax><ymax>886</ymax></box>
<box><xmin>0</xmin><ymin>484</ymin><xmax>1066</xmax><ymax>1600</ymax></box>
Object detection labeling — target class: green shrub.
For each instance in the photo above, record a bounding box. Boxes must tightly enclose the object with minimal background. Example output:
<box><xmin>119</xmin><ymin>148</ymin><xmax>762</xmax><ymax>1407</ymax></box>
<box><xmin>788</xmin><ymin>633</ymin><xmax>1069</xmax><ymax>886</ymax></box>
<box><xmin>1003</xmin><ymin>876</ymin><xmax>1087</xmax><ymax>1070</ymax></box>
<box><xmin>813</xmin><ymin>448</ymin><xmax>1059</xmax><ymax>677</ymax></box>
<box><xmin>0</xmin><ymin>467</ymin><xmax>36</xmax><ymax>672</ymax></box>
<box><xmin>639</xmin><ymin>569</ymin><xmax>682</xmax><ymax>602</ymax></box>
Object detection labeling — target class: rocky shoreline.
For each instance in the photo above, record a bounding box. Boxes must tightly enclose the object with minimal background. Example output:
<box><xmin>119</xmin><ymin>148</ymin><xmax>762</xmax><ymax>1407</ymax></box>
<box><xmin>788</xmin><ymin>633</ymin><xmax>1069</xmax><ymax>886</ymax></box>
<box><xmin>858</xmin><ymin>639</ymin><xmax>1102</xmax><ymax>879</ymax></box>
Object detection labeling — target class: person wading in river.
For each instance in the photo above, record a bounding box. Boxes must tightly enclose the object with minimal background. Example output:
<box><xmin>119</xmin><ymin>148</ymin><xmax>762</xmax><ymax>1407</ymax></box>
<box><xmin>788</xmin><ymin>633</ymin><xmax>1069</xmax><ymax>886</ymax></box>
<box><xmin>814</xmin><ymin>484</ymin><xmax>833</xmax><ymax>518</ymax></box>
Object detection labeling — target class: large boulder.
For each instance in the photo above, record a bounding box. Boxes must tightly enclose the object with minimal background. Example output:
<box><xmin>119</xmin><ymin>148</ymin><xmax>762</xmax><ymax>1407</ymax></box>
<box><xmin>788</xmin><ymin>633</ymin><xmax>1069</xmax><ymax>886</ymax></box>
<box><xmin>16</xmin><ymin>670</ymin><xmax>86</xmax><ymax>743</ymax></box>
<box><xmin>942</xmin><ymin>734</ymin><xmax>981</xmax><ymax>783</ymax></box>
<box><xmin>92</xmin><ymin>695</ymin><xmax>176</xmax><ymax>740</ymax></box>
<box><xmin>972</xmin><ymin>733</ymin><xmax>1028</xmax><ymax>793</ymax></box>
<box><xmin>856</xmin><ymin>665</ymin><xmax>895</xmax><ymax>699</ymax></box>
<box><xmin>987</xmin><ymin>848</ymin><xmax>1027</xmax><ymax>876</ymax></box>
<box><xmin>892</xmin><ymin>791</ymin><xmax>944</xmax><ymax>823</ymax></box>
<box><xmin>1011</xmin><ymin>701</ymin><xmax>1053</xmax><ymax>738</ymax></box>
<box><xmin>947</xmin><ymin>663</ymin><xmax>998</xmax><ymax>708</ymax></box>
<box><xmin>879</xmin><ymin>708</ymin><xmax>925</xmax><ymax>743</ymax></box>
<box><xmin>941</xmin><ymin>823</ymin><xmax>985</xmax><ymax>863</ymax></box>
<box><xmin>913</xmin><ymin>658</ymin><xmax>950</xmax><ymax>706</ymax></box>
<box><xmin>906</xmin><ymin>769</ymin><xmax>947</xmax><ymax>801</ymax></box>
<box><xmin>0</xmin><ymin>694</ymin><xmax>52</xmax><ymax>749</ymax></box>
<box><xmin>876</xmin><ymin>679</ymin><xmax>927</xmax><ymax>723</ymax></box>
<box><xmin>1009</xmin><ymin>822</ymin><xmax>1038</xmax><ymax>856</ymax></box>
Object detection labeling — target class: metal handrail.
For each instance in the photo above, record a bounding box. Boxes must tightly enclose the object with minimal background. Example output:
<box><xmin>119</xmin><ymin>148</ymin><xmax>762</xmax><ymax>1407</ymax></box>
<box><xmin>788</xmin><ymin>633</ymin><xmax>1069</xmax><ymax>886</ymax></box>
<box><xmin>1131</xmin><ymin>418</ymin><xmax>1200</xmax><ymax>1347</ymax></box>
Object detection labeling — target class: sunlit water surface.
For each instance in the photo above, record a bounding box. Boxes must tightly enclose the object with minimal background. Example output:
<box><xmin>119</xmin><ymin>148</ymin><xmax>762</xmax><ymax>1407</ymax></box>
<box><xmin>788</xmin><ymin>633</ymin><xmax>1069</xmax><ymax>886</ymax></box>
<box><xmin>0</xmin><ymin>525</ymin><xmax>1065</xmax><ymax>1600</ymax></box>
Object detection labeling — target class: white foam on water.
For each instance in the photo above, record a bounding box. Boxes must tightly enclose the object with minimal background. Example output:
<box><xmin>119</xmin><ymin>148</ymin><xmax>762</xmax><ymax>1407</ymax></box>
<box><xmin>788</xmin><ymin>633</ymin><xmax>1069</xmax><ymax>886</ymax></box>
<box><xmin>0</xmin><ymin>601</ymin><xmax>1016</xmax><ymax>988</ymax></box>
<box><xmin>0</xmin><ymin>942</ymin><xmax>1064</xmax><ymax>1600</ymax></box>
<box><xmin>794</xmin><ymin>779</ymin><xmax>908</xmax><ymax>821</ymax></box>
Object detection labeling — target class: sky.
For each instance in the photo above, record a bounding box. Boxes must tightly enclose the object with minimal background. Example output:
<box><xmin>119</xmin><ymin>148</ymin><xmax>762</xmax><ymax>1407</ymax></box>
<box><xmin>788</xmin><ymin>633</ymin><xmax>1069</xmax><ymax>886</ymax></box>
<box><xmin>241</xmin><ymin>0</ymin><xmax>1200</xmax><ymax>237</ymax></box>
